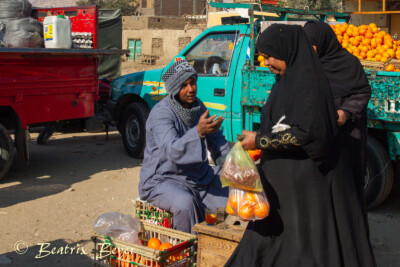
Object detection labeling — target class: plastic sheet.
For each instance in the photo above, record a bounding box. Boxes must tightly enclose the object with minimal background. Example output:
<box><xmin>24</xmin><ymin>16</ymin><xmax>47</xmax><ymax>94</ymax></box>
<box><xmin>6</xmin><ymin>18</ymin><xmax>42</xmax><ymax>35</ymax></box>
<box><xmin>0</xmin><ymin>0</ymin><xmax>32</xmax><ymax>24</ymax></box>
<box><xmin>3</xmin><ymin>18</ymin><xmax>43</xmax><ymax>48</ymax></box>
<box><xmin>94</xmin><ymin>212</ymin><xmax>142</xmax><ymax>245</ymax></box>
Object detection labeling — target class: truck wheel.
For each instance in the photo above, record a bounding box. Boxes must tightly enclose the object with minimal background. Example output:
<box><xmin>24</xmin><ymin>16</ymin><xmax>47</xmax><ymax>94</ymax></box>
<box><xmin>37</xmin><ymin>126</ymin><xmax>55</xmax><ymax>145</ymax></box>
<box><xmin>0</xmin><ymin>123</ymin><xmax>14</xmax><ymax>179</ymax></box>
<box><xmin>364</xmin><ymin>136</ymin><xmax>393</xmax><ymax>209</ymax></box>
<box><xmin>121</xmin><ymin>102</ymin><xmax>149</xmax><ymax>158</ymax></box>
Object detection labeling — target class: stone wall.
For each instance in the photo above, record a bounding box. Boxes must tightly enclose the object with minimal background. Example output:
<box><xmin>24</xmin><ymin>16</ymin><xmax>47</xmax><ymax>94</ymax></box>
<box><xmin>151</xmin><ymin>0</ymin><xmax>207</xmax><ymax>16</ymax></box>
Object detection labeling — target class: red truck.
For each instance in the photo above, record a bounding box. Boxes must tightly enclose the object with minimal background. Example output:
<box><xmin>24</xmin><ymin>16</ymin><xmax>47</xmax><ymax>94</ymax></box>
<box><xmin>0</xmin><ymin>6</ymin><xmax>125</xmax><ymax>179</ymax></box>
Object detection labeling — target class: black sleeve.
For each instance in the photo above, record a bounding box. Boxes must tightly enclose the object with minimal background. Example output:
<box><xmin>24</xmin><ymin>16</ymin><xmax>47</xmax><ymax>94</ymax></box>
<box><xmin>255</xmin><ymin>128</ymin><xmax>302</xmax><ymax>151</ymax></box>
<box><xmin>340</xmin><ymin>65</ymin><xmax>371</xmax><ymax>121</ymax></box>
<box><xmin>340</xmin><ymin>91</ymin><xmax>370</xmax><ymax>121</ymax></box>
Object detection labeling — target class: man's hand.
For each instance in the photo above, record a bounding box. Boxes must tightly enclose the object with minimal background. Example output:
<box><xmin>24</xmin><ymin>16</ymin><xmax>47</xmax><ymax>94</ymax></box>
<box><xmin>241</xmin><ymin>130</ymin><xmax>257</xmax><ymax>150</ymax></box>
<box><xmin>197</xmin><ymin>110</ymin><xmax>224</xmax><ymax>137</ymax></box>
<box><xmin>337</xmin><ymin>110</ymin><xmax>347</xmax><ymax>127</ymax></box>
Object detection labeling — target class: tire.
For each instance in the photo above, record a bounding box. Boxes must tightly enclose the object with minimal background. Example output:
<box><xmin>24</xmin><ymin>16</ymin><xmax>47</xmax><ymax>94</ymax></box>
<box><xmin>364</xmin><ymin>136</ymin><xmax>394</xmax><ymax>209</ymax></box>
<box><xmin>37</xmin><ymin>126</ymin><xmax>55</xmax><ymax>145</ymax></box>
<box><xmin>121</xmin><ymin>102</ymin><xmax>149</xmax><ymax>158</ymax></box>
<box><xmin>0</xmin><ymin>123</ymin><xmax>14</xmax><ymax>180</ymax></box>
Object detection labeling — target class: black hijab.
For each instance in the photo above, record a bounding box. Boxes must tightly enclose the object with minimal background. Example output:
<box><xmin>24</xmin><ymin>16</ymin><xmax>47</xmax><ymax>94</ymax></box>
<box><xmin>256</xmin><ymin>24</ymin><xmax>337</xmax><ymax>164</ymax></box>
<box><xmin>303</xmin><ymin>21</ymin><xmax>371</xmax><ymax>99</ymax></box>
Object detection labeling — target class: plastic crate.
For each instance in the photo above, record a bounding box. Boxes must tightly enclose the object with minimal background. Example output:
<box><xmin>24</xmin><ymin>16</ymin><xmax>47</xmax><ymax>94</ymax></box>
<box><xmin>134</xmin><ymin>200</ymin><xmax>173</xmax><ymax>228</ymax></box>
<box><xmin>92</xmin><ymin>221</ymin><xmax>197</xmax><ymax>267</ymax></box>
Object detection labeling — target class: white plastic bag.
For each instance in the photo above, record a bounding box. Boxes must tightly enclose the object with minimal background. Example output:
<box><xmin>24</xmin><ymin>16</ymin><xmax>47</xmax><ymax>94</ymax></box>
<box><xmin>271</xmin><ymin>115</ymin><xmax>291</xmax><ymax>133</ymax></box>
<box><xmin>94</xmin><ymin>212</ymin><xmax>142</xmax><ymax>245</ymax></box>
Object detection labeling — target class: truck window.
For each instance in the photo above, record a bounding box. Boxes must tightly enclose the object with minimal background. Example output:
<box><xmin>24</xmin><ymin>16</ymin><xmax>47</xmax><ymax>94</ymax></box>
<box><xmin>184</xmin><ymin>32</ymin><xmax>238</xmax><ymax>76</ymax></box>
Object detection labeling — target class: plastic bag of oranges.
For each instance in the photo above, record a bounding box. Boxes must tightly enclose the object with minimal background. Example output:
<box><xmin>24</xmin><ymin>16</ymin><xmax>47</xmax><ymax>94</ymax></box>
<box><xmin>220</xmin><ymin>142</ymin><xmax>262</xmax><ymax>192</ymax></box>
<box><xmin>226</xmin><ymin>187</ymin><xmax>270</xmax><ymax>221</ymax></box>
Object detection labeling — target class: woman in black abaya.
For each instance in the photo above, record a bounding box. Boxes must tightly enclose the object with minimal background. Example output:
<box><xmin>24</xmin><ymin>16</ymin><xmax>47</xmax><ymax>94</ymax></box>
<box><xmin>304</xmin><ymin>21</ymin><xmax>371</xmax><ymax>203</ymax></box>
<box><xmin>225</xmin><ymin>24</ymin><xmax>376</xmax><ymax>267</ymax></box>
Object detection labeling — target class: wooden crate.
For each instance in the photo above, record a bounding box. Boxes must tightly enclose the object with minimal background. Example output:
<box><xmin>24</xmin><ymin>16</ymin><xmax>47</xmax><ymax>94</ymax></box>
<box><xmin>192</xmin><ymin>221</ymin><xmax>246</xmax><ymax>267</ymax></box>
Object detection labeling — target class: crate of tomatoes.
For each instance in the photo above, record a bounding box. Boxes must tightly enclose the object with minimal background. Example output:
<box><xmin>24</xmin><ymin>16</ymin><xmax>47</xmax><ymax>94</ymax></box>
<box><xmin>92</xmin><ymin>221</ymin><xmax>197</xmax><ymax>267</ymax></box>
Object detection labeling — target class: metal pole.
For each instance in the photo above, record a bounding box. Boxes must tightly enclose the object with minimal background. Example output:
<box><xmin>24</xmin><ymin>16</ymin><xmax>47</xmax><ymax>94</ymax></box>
<box><xmin>179</xmin><ymin>0</ymin><xmax>181</xmax><ymax>16</ymax></box>
<box><xmin>160</xmin><ymin>0</ymin><xmax>163</xmax><ymax>15</ymax></box>
<box><xmin>193</xmin><ymin>0</ymin><xmax>196</xmax><ymax>15</ymax></box>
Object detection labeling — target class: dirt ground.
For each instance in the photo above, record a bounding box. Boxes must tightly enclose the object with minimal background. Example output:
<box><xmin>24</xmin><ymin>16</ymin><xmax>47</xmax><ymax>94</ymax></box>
<box><xmin>0</xmin><ymin>62</ymin><xmax>399</xmax><ymax>266</ymax></box>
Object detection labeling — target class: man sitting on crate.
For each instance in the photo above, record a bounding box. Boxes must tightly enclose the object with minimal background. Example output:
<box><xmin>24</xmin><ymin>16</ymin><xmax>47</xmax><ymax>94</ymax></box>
<box><xmin>139</xmin><ymin>60</ymin><xmax>230</xmax><ymax>233</ymax></box>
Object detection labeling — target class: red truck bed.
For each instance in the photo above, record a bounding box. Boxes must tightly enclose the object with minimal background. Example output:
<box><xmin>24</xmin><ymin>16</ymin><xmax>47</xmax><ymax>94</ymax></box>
<box><xmin>0</xmin><ymin>48</ymin><xmax>119</xmax><ymax>129</ymax></box>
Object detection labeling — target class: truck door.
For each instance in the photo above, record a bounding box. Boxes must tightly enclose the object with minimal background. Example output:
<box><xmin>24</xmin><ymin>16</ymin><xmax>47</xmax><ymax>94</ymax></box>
<box><xmin>182</xmin><ymin>31</ymin><xmax>241</xmax><ymax>140</ymax></box>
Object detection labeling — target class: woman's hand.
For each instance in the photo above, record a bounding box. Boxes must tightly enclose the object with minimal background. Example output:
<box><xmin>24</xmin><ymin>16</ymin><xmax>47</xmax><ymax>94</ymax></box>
<box><xmin>240</xmin><ymin>130</ymin><xmax>257</xmax><ymax>150</ymax></box>
<box><xmin>337</xmin><ymin>110</ymin><xmax>347</xmax><ymax>127</ymax></box>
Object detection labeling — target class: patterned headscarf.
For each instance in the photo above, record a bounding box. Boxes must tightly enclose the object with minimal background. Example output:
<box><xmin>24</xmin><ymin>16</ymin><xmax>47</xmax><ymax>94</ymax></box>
<box><xmin>162</xmin><ymin>60</ymin><xmax>201</xmax><ymax>128</ymax></box>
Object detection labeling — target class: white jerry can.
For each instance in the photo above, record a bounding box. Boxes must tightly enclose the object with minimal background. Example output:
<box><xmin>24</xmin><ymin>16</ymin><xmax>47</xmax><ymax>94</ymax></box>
<box><xmin>43</xmin><ymin>15</ymin><xmax>72</xmax><ymax>49</ymax></box>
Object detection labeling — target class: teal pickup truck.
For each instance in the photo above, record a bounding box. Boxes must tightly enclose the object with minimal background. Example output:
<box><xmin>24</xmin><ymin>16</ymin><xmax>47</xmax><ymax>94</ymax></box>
<box><xmin>108</xmin><ymin>1</ymin><xmax>400</xmax><ymax>208</ymax></box>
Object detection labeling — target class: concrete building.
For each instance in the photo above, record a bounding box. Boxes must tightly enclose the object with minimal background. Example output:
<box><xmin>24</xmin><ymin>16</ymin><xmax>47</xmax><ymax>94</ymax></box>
<box><xmin>122</xmin><ymin>15</ymin><xmax>207</xmax><ymax>62</ymax></box>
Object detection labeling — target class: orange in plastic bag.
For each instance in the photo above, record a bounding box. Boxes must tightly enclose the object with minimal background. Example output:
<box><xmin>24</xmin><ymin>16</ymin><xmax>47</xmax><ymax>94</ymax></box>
<box><xmin>220</xmin><ymin>142</ymin><xmax>262</xmax><ymax>192</ymax></box>
<box><xmin>226</xmin><ymin>187</ymin><xmax>270</xmax><ymax>221</ymax></box>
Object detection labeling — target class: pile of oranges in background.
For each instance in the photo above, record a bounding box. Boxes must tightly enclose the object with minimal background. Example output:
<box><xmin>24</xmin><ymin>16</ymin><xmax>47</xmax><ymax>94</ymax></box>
<box><xmin>331</xmin><ymin>22</ymin><xmax>400</xmax><ymax>71</ymax></box>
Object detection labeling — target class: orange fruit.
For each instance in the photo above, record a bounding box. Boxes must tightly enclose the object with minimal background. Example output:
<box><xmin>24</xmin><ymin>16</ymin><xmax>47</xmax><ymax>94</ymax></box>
<box><xmin>147</xmin><ymin>238</ymin><xmax>162</xmax><ymax>250</ymax></box>
<box><xmin>238</xmin><ymin>203</ymin><xmax>254</xmax><ymax>221</ymax></box>
<box><xmin>358</xmin><ymin>28</ymin><xmax>366</xmax><ymax>36</ymax></box>
<box><xmin>380</xmin><ymin>57</ymin><xmax>388</xmax><ymax>62</ymax></box>
<box><xmin>345</xmin><ymin>28</ymin><xmax>353</xmax><ymax>37</ymax></box>
<box><xmin>159</xmin><ymin>242</ymin><xmax>173</xmax><ymax>251</ymax></box>
<box><xmin>226</xmin><ymin>202</ymin><xmax>236</xmax><ymax>215</ymax></box>
<box><xmin>247</xmin><ymin>149</ymin><xmax>261</xmax><ymax>161</ymax></box>
<box><xmin>394</xmin><ymin>69</ymin><xmax>400</xmax><ymax>72</ymax></box>
<box><xmin>385</xmin><ymin>64</ymin><xmax>395</xmax><ymax>71</ymax></box>
<box><xmin>350</xmin><ymin>39</ymin><xmax>359</xmax><ymax>47</ymax></box>
<box><xmin>365</xmin><ymin>31</ymin><xmax>373</xmax><ymax>39</ymax></box>
<box><xmin>366</xmin><ymin>50</ymin><xmax>376</xmax><ymax>58</ymax></box>
<box><xmin>229</xmin><ymin>194</ymin><xmax>240</xmax><ymax>210</ymax></box>
<box><xmin>254</xmin><ymin>201</ymin><xmax>270</xmax><ymax>219</ymax></box>
<box><xmin>243</xmin><ymin>192</ymin><xmax>257</xmax><ymax>205</ymax></box>
<box><xmin>387</xmin><ymin>49</ymin><xmax>395</xmax><ymax>58</ymax></box>
<box><xmin>369</xmin><ymin>22</ymin><xmax>377</xmax><ymax>28</ymax></box>
<box><xmin>361</xmin><ymin>39</ymin><xmax>371</xmax><ymax>46</ymax></box>
<box><xmin>382</xmin><ymin>52</ymin><xmax>390</xmax><ymax>59</ymax></box>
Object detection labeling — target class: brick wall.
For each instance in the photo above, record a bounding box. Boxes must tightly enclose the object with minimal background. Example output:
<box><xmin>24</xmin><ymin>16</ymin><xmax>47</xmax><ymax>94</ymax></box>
<box><xmin>29</xmin><ymin>0</ymin><xmax>79</xmax><ymax>7</ymax></box>
<box><xmin>152</xmin><ymin>0</ymin><xmax>206</xmax><ymax>16</ymax></box>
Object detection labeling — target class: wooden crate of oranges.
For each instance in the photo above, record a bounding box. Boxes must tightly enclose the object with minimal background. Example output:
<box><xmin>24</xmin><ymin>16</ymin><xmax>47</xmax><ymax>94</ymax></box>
<box><xmin>92</xmin><ymin>221</ymin><xmax>197</xmax><ymax>267</ymax></box>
